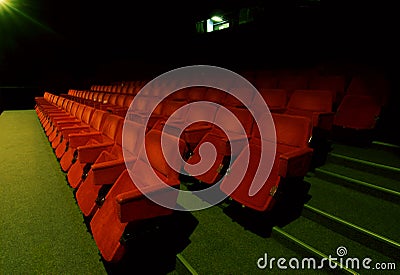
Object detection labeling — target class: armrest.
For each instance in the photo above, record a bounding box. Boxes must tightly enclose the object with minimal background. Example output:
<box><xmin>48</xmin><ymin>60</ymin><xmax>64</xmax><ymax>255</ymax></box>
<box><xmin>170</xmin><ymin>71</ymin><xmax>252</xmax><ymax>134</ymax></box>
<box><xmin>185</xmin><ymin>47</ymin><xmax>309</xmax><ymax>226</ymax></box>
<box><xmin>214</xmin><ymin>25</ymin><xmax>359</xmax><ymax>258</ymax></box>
<box><xmin>312</xmin><ymin>112</ymin><xmax>334</xmax><ymax>131</ymax></box>
<box><xmin>185</xmin><ymin>123</ymin><xmax>213</xmax><ymax>133</ymax></box>
<box><xmin>60</xmin><ymin>125</ymin><xmax>90</xmax><ymax>136</ymax></box>
<box><xmin>115</xmin><ymin>183</ymin><xmax>179</xmax><ymax>223</ymax></box>
<box><xmin>57</xmin><ymin>121</ymin><xmax>84</xmax><ymax>129</ymax></box>
<box><xmin>107</xmin><ymin>106</ymin><xmax>126</xmax><ymax>112</ymax></box>
<box><xmin>91</xmin><ymin>158</ymin><xmax>130</xmax><ymax>185</ymax></box>
<box><xmin>270</xmin><ymin>107</ymin><xmax>286</xmax><ymax>114</ymax></box>
<box><xmin>68</xmin><ymin>132</ymin><xmax>102</xmax><ymax>148</ymax></box>
<box><xmin>279</xmin><ymin>147</ymin><xmax>313</xmax><ymax>177</ymax></box>
<box><xmin>76</xmin><ymin>142</ymin><xmax>115</xmax><ymax>163</ymax></box>
<box><xmin>53</xmin><ymin>118</ymin><xmax>79</xmax><ymax>126</ymax></box>
<box><xmin>47</xmin><ymin>112</ymin><xmax>70</xmax><ymax>118</ymax></box>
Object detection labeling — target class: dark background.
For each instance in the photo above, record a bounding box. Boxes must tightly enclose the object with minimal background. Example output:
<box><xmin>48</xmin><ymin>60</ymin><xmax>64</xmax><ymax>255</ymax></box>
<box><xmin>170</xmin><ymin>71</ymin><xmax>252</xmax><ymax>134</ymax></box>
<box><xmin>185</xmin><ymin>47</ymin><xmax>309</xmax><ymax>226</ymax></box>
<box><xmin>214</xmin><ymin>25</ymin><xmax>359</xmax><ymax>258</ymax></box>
<box><xmin>0</xmin><ymin>0</ymin><xmax>399</xmax><ymax>139</ymax></box>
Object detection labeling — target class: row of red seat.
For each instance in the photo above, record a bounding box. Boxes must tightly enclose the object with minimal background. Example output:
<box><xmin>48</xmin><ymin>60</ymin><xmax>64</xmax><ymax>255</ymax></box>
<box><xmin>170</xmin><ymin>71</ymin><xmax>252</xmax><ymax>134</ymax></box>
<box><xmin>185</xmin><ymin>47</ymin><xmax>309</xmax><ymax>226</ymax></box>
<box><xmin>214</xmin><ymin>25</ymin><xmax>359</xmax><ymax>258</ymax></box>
<box><xmin>87</xmin><ymin>71</ymin><xmax>389</xmax><ymax>112</ymax></box>
<box><xmin>33</xmin><ymin>73</ymin><xmax>383</xmax><ymax>262</ymax></box>
<box><xmin>34</xmin><ymin>89</ymin><xmax>316</xmax><ymax>262</ymax></box>
<box><xmin>34</xmin><ymin>92</ymin><xmax>188</xmax><ymax>262</ymax></box>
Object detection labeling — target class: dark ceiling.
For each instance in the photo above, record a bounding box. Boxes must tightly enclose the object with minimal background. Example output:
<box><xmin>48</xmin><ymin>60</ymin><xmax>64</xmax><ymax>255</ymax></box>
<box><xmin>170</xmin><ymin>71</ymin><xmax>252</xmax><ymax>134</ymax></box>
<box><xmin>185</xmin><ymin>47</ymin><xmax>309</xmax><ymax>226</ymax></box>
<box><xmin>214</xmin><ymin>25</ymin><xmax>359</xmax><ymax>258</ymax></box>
<box><xmin>0</xmin><ymin>1</ymin><xmax>398</xmax><ymax>86</ymax></box>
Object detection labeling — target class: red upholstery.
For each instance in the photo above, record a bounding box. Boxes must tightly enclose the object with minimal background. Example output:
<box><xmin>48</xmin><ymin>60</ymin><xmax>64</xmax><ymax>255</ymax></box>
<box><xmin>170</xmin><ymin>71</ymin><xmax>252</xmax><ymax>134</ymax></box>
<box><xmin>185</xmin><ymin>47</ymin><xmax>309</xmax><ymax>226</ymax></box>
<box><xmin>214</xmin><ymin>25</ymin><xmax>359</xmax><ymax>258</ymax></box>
<box><xmin>55</xmin><ymin>109</ymin><xmax>107</xmax><ymax>159</ymax></box>
<box><xmin>90</xmin><ymin>129</ymin><xmax>186</xmax><ymax>262</ymax></box>
<box><xmin>285</xmin><ymin>89</ymin><xmax>334</xmax><ymax>131</ymax></box>
<box><xmin>258</xmin><ymin>88</ymin><xmax>288</xmax><ymax>113</ymax></box>
<box><xmin>308</xmin><ymin>75</ymin><xmax>346</xmax><ymax>106</ymax></box>
<box><xmin>277</xmin><ymin>74</ymin><xmax>309</xmax><ymax>97</ymax></box>
<box><xmin>51</xmin><ymin>106</ymin><xmax>95</xmax><ymax>149</ymax></box>
<box><xmin>333</xmin><ymin>95</ymin><xmax>381</xmax><ymax>130</ymax></box>
<box><xmin>184</xmin><ymin>106</ymin><xmax>254</xmax><ymax>184</ymax></box>
<box><xmin>220</xmin><ymin>113</ymin><xmax>313</xmax><ymax>211</ymax></box>
<box><xmin>75</xmin><ymin>120</ymin><xmax>144</xmax><ymax>217</ymax></box>
<box><xmin>253</xmin><ymin>70</ymin><xmax>279</xmax><ymax>89</ymax></box>
<box><xmin>346</xmin><ymin>74</ymin><xmax>389</xmax><ymax>106</ymax></box>
<box><xmin>162</xmin><ymin>102</ymin><xmax>220</xmax><ymax>151</ymax></box>
<box><xmin>66</xmin><ymin>114</ymin><xmax>123</xmax><ymax>188</ymax></box>
<box><xmin>59</xmin><ymin>112</ymin><xmax>116</xmax><ymax>172</ymax></box>
<box><xmin>48</xmin><ymin>104</ymin><xmax>86</xmax><ymax>144</ymax></box>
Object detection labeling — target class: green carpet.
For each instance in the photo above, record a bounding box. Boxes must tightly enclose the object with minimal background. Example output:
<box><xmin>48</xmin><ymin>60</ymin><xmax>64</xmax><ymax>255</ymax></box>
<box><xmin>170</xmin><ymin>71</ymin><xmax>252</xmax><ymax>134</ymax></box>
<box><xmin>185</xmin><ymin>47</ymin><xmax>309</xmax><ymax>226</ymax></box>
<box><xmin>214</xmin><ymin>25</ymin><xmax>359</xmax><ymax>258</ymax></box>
<box><xmin>0</xmin><ymin>110</ymin><xmax>107</xmax><ymax>274</ymax></box>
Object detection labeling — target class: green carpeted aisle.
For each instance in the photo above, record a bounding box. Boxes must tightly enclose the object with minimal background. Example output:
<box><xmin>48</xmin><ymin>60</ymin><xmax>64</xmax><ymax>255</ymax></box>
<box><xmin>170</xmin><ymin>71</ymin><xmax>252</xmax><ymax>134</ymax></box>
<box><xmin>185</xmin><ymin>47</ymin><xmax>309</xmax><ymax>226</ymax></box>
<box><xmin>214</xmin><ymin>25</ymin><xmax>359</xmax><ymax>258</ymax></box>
<box><xmin>0</xmin><ymin>110</ymin><xmax>107</xmax><ymax>274</ymax></box>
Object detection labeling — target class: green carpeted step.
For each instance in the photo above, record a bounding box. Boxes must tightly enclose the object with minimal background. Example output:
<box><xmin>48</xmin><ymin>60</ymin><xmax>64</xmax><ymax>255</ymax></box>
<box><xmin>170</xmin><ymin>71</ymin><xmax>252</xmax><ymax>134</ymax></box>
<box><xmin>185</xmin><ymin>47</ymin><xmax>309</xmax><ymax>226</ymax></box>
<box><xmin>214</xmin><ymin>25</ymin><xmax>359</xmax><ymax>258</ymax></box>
<box><xmin>315</xmin><ymin>163</ymin><xmax>400</xmax><ymax>200</ymax></box>
<box><xmin>179</xmin><ymin>204</ymin><xmax>323</xmax><ymax>274</ymax></box>
<box><xmin>277</xmin><ymin>216</ymin><xmax>400</xmax><ymax>274</ymax></box>
<box><xmin>302</xmin><ymin>204</ymin><xmax>400</xmax><ymax>262</ymax></box>
<box><xmin>330</xmin><ymin>142</ymin><xmax>400</xmax><ymax>169</ymax></box>
<box><xmin>305</xmin><ymin>177</ymin><xmax>400</xmax><ymax>245</ymax></box>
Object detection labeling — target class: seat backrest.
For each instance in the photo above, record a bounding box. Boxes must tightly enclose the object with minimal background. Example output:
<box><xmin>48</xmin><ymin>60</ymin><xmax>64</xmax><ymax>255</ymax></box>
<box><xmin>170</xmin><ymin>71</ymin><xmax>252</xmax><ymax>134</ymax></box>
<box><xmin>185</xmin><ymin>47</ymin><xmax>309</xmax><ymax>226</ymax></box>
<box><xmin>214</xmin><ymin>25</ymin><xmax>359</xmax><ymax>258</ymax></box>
<box><xmin>100</xmin><ymin>114</ymin><xmax>124</xmax><ymax>141</ymax></box>
<box><xmin>97</xmin><ymin>93</ymin><xmax>105</xmax><ymax>103</ymax></box>
<box><xmin>133</xmin><ymin>129</ymin><xmax>186</xmax><ymax>187</ymax></box>
<box><xmin>224</xmin><ymin>87</ymin><xmax>254</xmax><ymax>108</ymax></box>
<box><xmin>81</xmin><ymin>106</ymin><xmax>94</xmax><ymax>125</ymax></box>
<box><xmin>108</xmin><ymin>94</ymin><xmax>119</xmax><ymax>105</ymax></box>
<box><xmin>187</xmin><ymin>87</ymin><xmax>208</xmax><ymax>102</ymax></box>
<box><xmin>287</xmin><ymin>89</ymin><xmax>332</xmax><ymax>113</ymax></box>
<box><xmin>160</xmin><ymin>99</ymin><xmax>186</xmax><ymax>119</ymax></box>
<box><xmin>277</xmin><ymin>74</ymin><xmax>309</xmax><ymax>96</ymax></box>
<box><xmin>62</xmin><ymin>99</ymin><xmax>70</xmax><ymax>111</ymax></box>
<box><xmin>75</xmin><ymin>104</ymin><xmax>86</xmax><ymax>120</ymax></box>
<box><xmin>69</xmin><ymin>102</ymin><xmax>80</xmax><ymax>117</ymax></box>
<box><xmin>308</xmin><ymin>75</ymin><xmax>346</xmax><ymax>102</ymax></box>
<box><xmin>67</xmin><ymin>100</ymin><xmax>77</xmax><ymax>113</ymax></box>
<box><xmin>102</xmin><ymin>93</ymin><xmax>111</xmax><ymax>104</ymax></box>
<box><xmin>204</xmin><ymin>87</ymin><xmax>227</xmax><ymax>105</ymax></box>
<box><xmin>92</xmin><ymin>92</ymin><xmax>99</xmax><ymax>102</ymax></box>
<box><xmin>213</xmin><ymin>106</ymin><xmax>254</xmax><ymax>137</ymax></box>
<box><xmin>346</xmin><ymin>74</ymin><xmax>389</xmax><ymax>105</ymax></box>
<box><xmin>334</xmin><ymin>95</ymin><xmax>381</xmax><ymax>129</ymax></box>
<box><xmin>185</xmin><ymin>101</ymin><xmax>219</xmax><ymax>125</ymax></box>
<box><xmin>123</xmin><ymin>95</ymin><xmax>134</xmax><ymax>108</ymax></box>
<box><xmin>115</xmin><ymin>95</ymin><xmax>126</xmax><ymax>107</ymax></box>
<box><xmin>121</xmin><ymin>120</ymin><xmax>145</xmax><ymax>157</ymax></box>
<box><xmin>258</xmin><ymin>88</ymin><xmax>288</xmax><ymax>111</ymax></box>
<box><xmin>273</xmin><ymin>113</ymin><xmax>312</xmax><ymax>151</ymax></box>
<box><xmin>254</xmin><ymin>72</ymin><xmax>279</xmax><ymax>89</ymax></box>
<box><xmin>90</xmin><ymin>110</ymin><xmax>108</xmax><ymax>131</ymax></box>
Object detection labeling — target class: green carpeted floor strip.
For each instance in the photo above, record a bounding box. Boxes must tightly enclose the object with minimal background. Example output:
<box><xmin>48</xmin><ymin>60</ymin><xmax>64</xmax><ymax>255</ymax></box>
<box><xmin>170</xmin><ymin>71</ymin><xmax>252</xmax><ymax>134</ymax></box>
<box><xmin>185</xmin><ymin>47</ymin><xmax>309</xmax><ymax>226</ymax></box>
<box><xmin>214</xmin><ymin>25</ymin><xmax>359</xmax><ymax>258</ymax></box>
<box><xmin>372</xmin><ymin>141</ymin><xmax>400</xmax><ymax>149</ymax></box>
<box><xmin>176</xmin><ymin>253</ymin><xmax>199</xmax><ymax>275</ymax></box>
<box><xmin>272</xmin><ymin>227</ymin><xmax>359</xmax><ymax>274</ymax></box>
<box><xmin>330</xmin><ymin>153</ymin><xmax>400</xmax><ymax>173</ymax></box>
<box><xmin>0</xmin><ymin>111</ymin><xmax>106</xmax><ymax>274</ymax></box>
<box><xmin>315</xmin><ymin>168</ymin><xmax>400</xmax><ymax>199</ymax></box>
<box><xmin>304</xmin><ymin>205</ymin><xmax>400</xmax><ymax>251</ymax></box>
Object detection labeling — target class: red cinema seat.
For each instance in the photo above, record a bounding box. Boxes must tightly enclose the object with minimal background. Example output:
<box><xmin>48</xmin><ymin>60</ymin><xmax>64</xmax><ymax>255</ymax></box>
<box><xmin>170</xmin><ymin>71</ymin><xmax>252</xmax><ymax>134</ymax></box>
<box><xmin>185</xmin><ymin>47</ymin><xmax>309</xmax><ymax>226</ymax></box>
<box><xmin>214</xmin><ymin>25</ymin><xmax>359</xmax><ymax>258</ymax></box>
<box><xmin>333</xmin><ymin>94</ymin><xmax>381</xmax><ymax>130</ymax></box>
<box><xmin>65</xmin><ymin>114</ymin><xmax>124</xmax><ymax>187</ymax></box>
<box><xmin>161</xmin><ymin>101</ymin><xmax>220</xmax><ymax>152</ymax></box>
<box><xmin>54</xmin><ymin>109</ymin><xmax>106</xmax><ymax>159</ymax></box>
<box><xmin>51</xmin><ymin>105</ymin><xmax>95</xmax><ymax>149</ymax></box>
<box><xmin>277</xmin><ymin>74</ymin><xmax>309</xmax><ymax>98</ymax></box>
<box><xmin>48</xmin><ymin>103</ymin><xmax>86</xmax><ymax>143</ymax></box>
<box><xmin>59</xmin><ymin>112</ymin><xmax>115</xmax><ymax>172</ymax></box>
<box><xmin>285</xmin><ymin>89</ymin><xmax>334</xmax><ymax>132</ymax></box>
<box><xmin>90</xmin><ymin>129</ymin><xmax>186</xmax><ymax>262</ymax></box>
<box><xmin>308</xmin><ymin>75</ymin><xmax>346</xmax><ymax>108</ymax></box>
<box><xmin>220</xmin><ymin>113</ymin><xmax>313</xmax><ymax>211</ymax></box>
<box><xmin>75</xmin><ymin>120</ymin><xmax>145</xmax><ymax>217</ymax></box>
<box><xmin>258</xmin><ymin>88</ymin><xmax>288</xmax><ymax>113</ymax></box>
<box><xmin>184</xmin><ymin>106</ymin><xmax>254</xmax><ymax>185</ymax></box>
<box><xmin>107</xmin><ymin>95</ymin><xmax>134</xmax><ymax>117</ymax></box>
<box><xmin>346</xmin><ymin>74</ymin><xmax>390</xmax><ymax>106</ymax></box>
